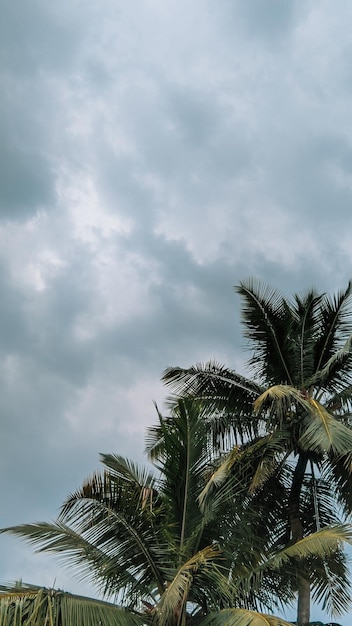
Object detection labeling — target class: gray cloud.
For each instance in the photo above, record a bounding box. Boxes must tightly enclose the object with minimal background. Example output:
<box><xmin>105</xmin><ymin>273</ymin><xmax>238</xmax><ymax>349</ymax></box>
<box><xmin>1</xmin><ymin>2</ymin><xmax>352</xmax><ymax>623</ymax></box>
<box><xmin>233</xmin><ymin>0</ymin><xmax>305</xmax><ymax>42</ymax></box>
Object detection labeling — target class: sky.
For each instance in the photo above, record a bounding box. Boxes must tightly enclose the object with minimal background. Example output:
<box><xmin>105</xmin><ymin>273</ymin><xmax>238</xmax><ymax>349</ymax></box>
<box><xmin>1</xmin><ymin>0</ymin><xmax>352</xmax><ymax>623</ymax></box>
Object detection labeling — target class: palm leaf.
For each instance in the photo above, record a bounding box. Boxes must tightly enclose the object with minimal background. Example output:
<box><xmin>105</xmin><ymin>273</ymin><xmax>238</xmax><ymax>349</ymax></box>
<box><xmin>309</xmin><ymin>549</ymin><xmax>352</xmax><ymax>616</ymax></box>
<box><xmin>323</xmin><ymin>457</ymin><xmax>352</xmax><ymax>515</ymax></box>
<box><xmin>253</xmin><ymin>385</ymin><xmax>310</xmax><ymax>416</ymax></box>
<box><xmin>0</xmin><ymin>583</ymin><xmax>144</xmax><ymax>626</ymax></box>
<box><xmin>202</xmin><ymin>607</ymin><xmax>293</xmax><ymax>625</ymax></box>
<box><xmin>198</xmin><ymin>432</ymin><xmax>289</xmax><ymax>513</ymax></box>
<box><xmin>162</xmin><ymin>362</ymin><xmax>263</xmax><ymax>443</ymax></box>
<box><xmin>307</xmin><ymin>334</ymin><xmax>352</xmax><ymax>392</ymax></box>
<box><xmin>235</xmin><ymin>279</ymin><xmax>294</xmax><ymax>386</ymax></box>
<box><xmin>100</xmin><ymin>453</ymin><xmax>156</xmax><ymax>489</ymax></box>
<box><xmin>282</xmin><ymin>290</ymin><xmax>323</xmax><ymax>388</ymax></box>
<box><xmin>146</xmin><ymin>398</ymin><xmax>214</xmax><ymax>552</ymax></box>
<box><xmin>156</xmin><ymin>545</ymin><xmax>221</xmax><ymax>624</ymax></box>
<box><xmin>265</xmin><ymin>525</ymin><xmax>352</xmax><ymax>571</ymax></box>
<box><xmin>299</xmin><ymin>400</ymin><xmax>352</xmax><ymax>459</ymax></box>
<box><xmin>314</xmin><ymin>281</ymin><xmax>352</xmax><ymax>375</ymax></box>
<box><xmin>1</xmin><ymin>506</ymin><xmax>165</xmax><ymax>600</ymax></box>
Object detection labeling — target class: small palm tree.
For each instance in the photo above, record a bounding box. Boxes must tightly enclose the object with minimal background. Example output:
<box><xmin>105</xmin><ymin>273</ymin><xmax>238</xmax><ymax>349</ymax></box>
<box><xmin>162</xmin><ymin>279</ymin><xmax>352</xmax><ymax>625</ymax></box>
<box><xmin>2</xmin><ymin>398</ymin><xmax>350</xmax><ymax>625</ymax></box>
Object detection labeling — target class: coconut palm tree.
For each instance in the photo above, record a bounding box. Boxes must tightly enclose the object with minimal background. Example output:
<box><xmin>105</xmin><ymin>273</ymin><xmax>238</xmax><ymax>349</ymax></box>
<box><xmin>2</xmin><ymin>398</ymin><xmax>350</xmax><ymax>625</ymax></box>
<box><xmin>162</xmin><ymin>279</ymin><xmax>352</xmax><ymax>625</ymax></box>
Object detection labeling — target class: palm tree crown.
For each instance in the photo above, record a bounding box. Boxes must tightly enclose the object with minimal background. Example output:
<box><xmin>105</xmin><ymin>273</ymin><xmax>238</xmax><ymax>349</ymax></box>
<box><xmin>162</xmin><ymin>279</ymin><xmax>352</xmax><ymax>624</ymax></box>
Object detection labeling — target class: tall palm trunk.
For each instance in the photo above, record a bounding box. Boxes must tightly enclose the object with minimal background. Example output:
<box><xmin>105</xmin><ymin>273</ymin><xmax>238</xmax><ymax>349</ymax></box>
<box><xmin>288</xmin><ymin>452</ymin><xmax>310</xmax><ymax>626</ymax></box>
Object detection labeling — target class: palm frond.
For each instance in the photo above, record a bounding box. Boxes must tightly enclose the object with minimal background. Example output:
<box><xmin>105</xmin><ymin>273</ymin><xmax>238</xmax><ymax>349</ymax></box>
<box><xmin>235</xmin><ymin>279</ymin><xmax>293</xmax><ymax>386</ymax></box>
<box><xmin>266</xmin><ymin>525</ymin><xmax>352</xmax><ymax>571</ymax></box>
<box><xmin>146</xmin><ymin>398</ymin><xmax>214</xmax><ymax>550</ymax></box>
<box><xmin>309</xmin><ymin>549</ymin><xmax>352</xmax><ymax>617</ymax></box>
<box><xmin>1</xmin><ymin>504</ymin><xmax>165</xmax><ymax>600</ymax></box>
<box><xmin>299</xmin><ymin>400</ymin><xmax>352</xmax><ymax>458</ymax></box>
<box><xmin>198</xmin><ymin>432</ymin><xmax>289</xmax><ymax>515</ymax></box>
<box><xmin>162</xmin><ymin>361</ymin><xmax>262</xmax><ymax>400</ymax></box>
<box><xmin>198</xmin><ymin>446</ymin><xmax>244</xmax><ymax>512</ymax></box>
<box><xmin>162</xmin><ymin>362</ymin><xmax>263</xmax><ymax>443</ymax></box>
<box><xmin>291</xmin><ymin>290</ymin><xmax>323</xmax><ymax>387</ymax></box>
<box><xmin>307</xmin><ymin>333</ymin><xmax>352</xmax><ymax>392</ymax></box>
<box><xmin>202</xmin><ymin>607</ymin><xmax>293</xmax><ymax>625</ymax></box>
<box><xmin>323</xmin><ymin>457</ymin><xmax>352</xmax><ymax>515</ymax></box>
<box><xmin>100</xmin><ymin>453</ymin><xmax>156</xmax><ymax>489</ymax></box>
<box><xmin>0</xmin><ymin>583</ymin><xmax>144</xmax><ymax>626</ymax></box>
<box><xmin>253</xmin><ymin>385</ymin><xmax>311</xmax><ymax>431</ymax></box>
<box><xmin>156</xmin><ymin>545</ymin><xmax>221</xmax><ymax>625</ymax></box>
<box><xmin>314</xmin><ymin>281</ymin><xmax>352</xmax><ymax>373</ymax></box>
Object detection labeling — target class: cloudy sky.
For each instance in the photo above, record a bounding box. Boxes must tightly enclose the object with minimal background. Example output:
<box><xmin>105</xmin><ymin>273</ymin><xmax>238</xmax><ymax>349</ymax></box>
<box><xmin>2</xmin><ymin>0</ymin><xmax>352</xmax><ymax>622</ymax></box>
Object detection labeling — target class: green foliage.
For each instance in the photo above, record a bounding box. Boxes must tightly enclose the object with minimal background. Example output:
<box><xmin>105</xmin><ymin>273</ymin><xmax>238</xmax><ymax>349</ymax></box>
<box><xmin>3</xmin><ymin>398</ymin><xmax>352</xmax><ymax>625</ymax></box>
<box><xmin>162</xmin><ymin>279</ymin><xmax>352</xmax><ymax>621</ymax></box>
<box><xmin>0</xmin><ymin>582</ymin><xmax>142</xmax><ymax>626</ymax></box>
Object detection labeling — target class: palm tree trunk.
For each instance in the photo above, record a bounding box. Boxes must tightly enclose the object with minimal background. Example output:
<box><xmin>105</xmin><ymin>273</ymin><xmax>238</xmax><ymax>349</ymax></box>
<box><xmin>297</xmin><ymin>575</ymin><xmax>310</xmax><ymax>625</ymax></box>
<box><xmin>288</xmin><ymin>452</ymin><xmax>310</xmax><ymax>626</ymax></box>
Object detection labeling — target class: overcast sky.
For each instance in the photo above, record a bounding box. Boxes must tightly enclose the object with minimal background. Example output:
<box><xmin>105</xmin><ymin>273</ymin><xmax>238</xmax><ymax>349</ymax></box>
<box><xmin>2</xmin><ymin>1</ymin><xmax>352</xmax><ymax>623</ymax></box>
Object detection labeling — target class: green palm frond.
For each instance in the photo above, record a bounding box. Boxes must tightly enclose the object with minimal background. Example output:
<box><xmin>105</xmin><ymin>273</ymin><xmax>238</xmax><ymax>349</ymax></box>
<box><xmin>1</xmin><ymin>501</ymin><xmax>165</xmax><ymax>600</ymax></box>
<box><xmin>314</xmin><ymin>281</ymin><xmax>352</xmax><ymax>373</ymax></box>
<box><xmin>198</xmin><ymin>445</ymin><xmax>251</xmax><ymax>513</ymax></box>
<box><xmin>309</xmin><ymin>549</ymin><xmax>352</xmax><ymax>616</ymax></box>
<box><xmin>265</xmin><ymin>525</ymin><xmax>352</xmax><ymax>571</ymax></box>
<box><xmin>162</xmin><ymin>362</ymin><xmax>263</xmax><ymax>443</ymax></box>
<box><xmin>253</xmin><ymin>385</ymin><xmax>310</xmax><ymax>417</ymax></box>
<box><xmin>198</xmin><ymin>432</ymin><xmax>289</xmax><ymax>515</ymax></box>
<box><xmin>299</xmin><ymin>475</ymin><xmax>342</xmax><ymax>534</ymax></box>
<box><xmin>0</xmin><ymin>583</ymin><xmax>144</xmax><ymax>626</ymax></box>
<box><xmin>281</xmin><ymin>289</ymin><xmax>323</xmax><ymax>389</ymax></box>
<box><xmin>202</xmin><ymin>607</ymin><xmax>293</xmax><ymax>625</ymax></box>
<box><xmin>156</xmin><ymin>546</ymin><xmax>221</xmax><ymax>625</ymax></box>
<box><xmin>299</xmin><ymin>401</ymin><xmax>352</xmax><ymax>458</ymax></box>
<box><xmin>307</xmin><ymin>334</ymin><xmax>352</xmax><ymax>393</ymax></box>
<box><xmin>323</xmin><ymin>457</ymin><xmax>352</xmax><ymax>515</ymax></box>
<box><xmin>235</xmin><ymin>279</ymin><xmax>294</xmax><ymax>386</ymax></box>
<box><xmin>326</xmin><ymin>386</ymin><xmax>352</xmax><ymax>413</ymax></box>
<box><xmin>146</xmin><ymin>399</ymin><xmax>215</xmax><ymax>551</ymax></box>
<box><xmin>100</xmin><ymin>453</ymin><xmax>156</xmax><ymax>489</ymax></box>
<box><xmin>162</xmin><ymin>361</ymin><xmax>262</xmax><ymax>401</ymax></box>
<box><xmin>60</xmin><ymin>468</ymin><xmax>156</xmax><ymax>523</ymax></box>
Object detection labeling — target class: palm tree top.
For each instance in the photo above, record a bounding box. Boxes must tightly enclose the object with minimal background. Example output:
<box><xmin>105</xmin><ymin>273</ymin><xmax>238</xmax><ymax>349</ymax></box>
<box><xmin>235</xmin><ymin>278</ymin><xmax>352</xmax><ymax>395</ymax></box>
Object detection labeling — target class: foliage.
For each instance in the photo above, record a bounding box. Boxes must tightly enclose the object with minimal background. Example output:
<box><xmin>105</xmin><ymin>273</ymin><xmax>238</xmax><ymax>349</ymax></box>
<box><xmin>0</xmin><ymin>582</ymin><xmax>142</xmax><ymax>626</ymax></box>
<box><xmin>2</xmin><ymin>398</ymin><xmax>351</xmax><ymax>625</ymax></box>
<box><xmin>162</xmin><ymin>279</ymin><xmax>352</xmax><ymax>622</ymax></box>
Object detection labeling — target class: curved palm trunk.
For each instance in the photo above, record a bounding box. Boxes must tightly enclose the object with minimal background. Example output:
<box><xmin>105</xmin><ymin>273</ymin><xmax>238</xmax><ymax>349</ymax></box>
<box><xmin>288</xmin><ymin>452</ymin><xmax>310</xmax><ymax>626</ymax></box>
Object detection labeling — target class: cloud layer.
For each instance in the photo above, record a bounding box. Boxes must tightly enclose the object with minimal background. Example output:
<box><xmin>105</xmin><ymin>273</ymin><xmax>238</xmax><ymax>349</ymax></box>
<box><xmin>1</xmin><ymin>1</ymin><xmax>352</xmax><ymax>622</ymax></box>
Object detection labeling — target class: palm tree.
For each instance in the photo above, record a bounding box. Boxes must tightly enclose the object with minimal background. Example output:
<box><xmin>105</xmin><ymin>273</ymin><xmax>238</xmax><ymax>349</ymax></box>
<box><xmin>2</xmin><ymin>398</ymin><xmax>350</xmax><ymax>625</ymax></box>
<box><xmin>162</xmin><ymin>279</ymin><xmax>352</xmax><ymax>625</ymax></box>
